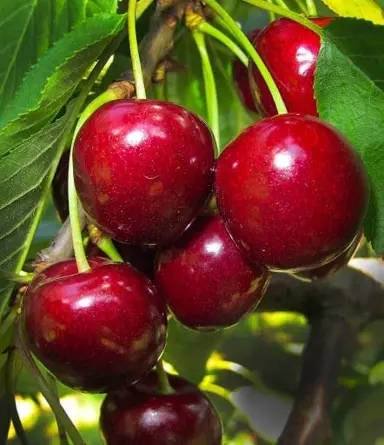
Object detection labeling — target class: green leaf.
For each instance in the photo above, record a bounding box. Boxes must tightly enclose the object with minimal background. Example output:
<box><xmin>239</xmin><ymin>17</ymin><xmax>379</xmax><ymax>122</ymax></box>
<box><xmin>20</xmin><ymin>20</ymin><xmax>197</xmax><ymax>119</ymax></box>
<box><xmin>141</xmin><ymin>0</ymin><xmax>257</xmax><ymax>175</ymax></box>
<box><xmin>0</xmin><ymin>112</ymin><xmax>72</xmax><ymax>310</ymax></box>
<box><xmin>315</xmin><ymin>18</ymin><xmax>384</xmax><ymax>254</ymax></box>
<box><xmin>369</xmin><ymin>361</ymin><xmax>384</xmax><ymax>385</ymax></box>
<box><xmin>0</xmin><ymin>0</ymin><xmax>100</xmax><ymax>116</ymax></box>
<box><xmin>0</xmin><ymin>13</ymin><xmax>125</xmax><ymax>150</ymax></box>
<box><xmin>163</xmin><ymin>318</ymin><xmax>226</xmax><ymax>384</ymax></box>
<box><xmin>86</xmin><ymin>0</ymin><xmax>118</xmax><ymax>15</ymax></box>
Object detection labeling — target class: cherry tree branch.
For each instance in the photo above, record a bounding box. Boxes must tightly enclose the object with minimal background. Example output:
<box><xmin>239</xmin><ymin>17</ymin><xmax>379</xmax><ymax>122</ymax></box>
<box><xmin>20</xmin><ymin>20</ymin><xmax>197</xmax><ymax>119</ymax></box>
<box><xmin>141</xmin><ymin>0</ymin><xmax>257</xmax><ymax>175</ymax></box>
<box><xmin>257</xmin><ymin>259</ymin><xmax>384</xmax><ymax>445</ymax></box>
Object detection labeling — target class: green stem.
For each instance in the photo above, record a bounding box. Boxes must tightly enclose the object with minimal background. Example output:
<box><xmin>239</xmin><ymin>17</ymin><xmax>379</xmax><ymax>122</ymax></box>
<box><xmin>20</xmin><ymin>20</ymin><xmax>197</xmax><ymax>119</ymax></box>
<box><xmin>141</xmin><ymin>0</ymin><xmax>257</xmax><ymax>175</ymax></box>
<box><xmin>14</xmin><ymin>322</ymin><xmax>86</xmax><ymax>445</ymax></box>
<box><xmin>5</xmin><ymin>349</ymin><xmax>31</xmax><ymax>445</ymax></box>
<box><xmin>128</xmin><ymin>0</ymin><xmax>146</xmax><ymax>99</ymax></box>
<box><xmin>192</xmin><ymin>30</ymin><xmax>220</xmax><ymax>151</ymax></box>
<box><xmin>267</xmin><ymin>0</ymin><xmax>276</xmax><ymax>21</ymax></box>
<box><xmin>205</xmin><ymin>0</ymin><xmax>287</xmax><ymax>114</ymax></box>
<box><xmin>156</xmin><ymin>360</ymin><xmax>174</xmax><ymax>394</ymax></box>
<box><xmin>273</xmin><ymin>0</ymin><xmax>289</xmax><ymax>9</ymax></box>
<box><xmin>295</xmin><ymin>0</ymin><xmax>309</xmax><ymax>14</ymax></box>
<box><xmin>68</xmin><ymin>88</ymin><xmax>125</xmax><ymax>274</ymax></box>
<box><xmin>154</xmin><ymin>81</ymin><xmax>166</xmax><ymax>101</ymax></box>
<box><xmin>0</xmin><ymin>270</ymin><xmax>34</xmax><ymax>284</ymax></box>
<box><xmin>241</xmin><ymin>0</ymin><xmax>322</xmax><ymax>35</ymax></box>
<box><xmin>306</xmin><ymin>0</ymin><xmax>317</xmax><ymax>16</ymax></box>
<box><xmin>47</xmin><ymin>374</ymin><xmax>69</xmax><ymax>445</ymax></box>
<box><xmin>198</xmin><ymin>21</ymin><xmax>248</xmax><ymax>67</ymax></box>
<box><xmin>97</xmin><ymin>237</ymin><xmax>124</xmax><ymax>262</ymax></box>
<box><xmin>136</xmin><ymin>0</ymin><xmax>154</xmax><ymax>18</ymax></box>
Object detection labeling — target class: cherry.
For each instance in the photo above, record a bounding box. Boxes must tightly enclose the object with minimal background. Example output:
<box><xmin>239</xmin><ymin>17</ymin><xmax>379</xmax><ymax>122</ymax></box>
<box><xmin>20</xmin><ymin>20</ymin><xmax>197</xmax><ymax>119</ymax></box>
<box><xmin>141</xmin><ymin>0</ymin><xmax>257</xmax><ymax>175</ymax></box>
<box><xmin>155</xmin><ymin>214</ymin><xmax>270</xmax><ymax>330</ymax></box>
<box><xmin>52</xmin><ymin>150</ymin><xmax>70</xmax><ymax>222</ymax></box>
<box><xmin>22</xmin><ymin>258</ymin><xmax>167</xmax><ymax>392</ymax></box>
<box><xmin>215</xmin><ymin>114</ymin><xmax>369</xmax><ymax>272</ymax></box>
<box><xmin>74</xmin><ymin>100</ymin><xmax>215</xmax><ymax>246</ymax></box>
<box><xmin>100</xmin><ymin>372</ymin><xmax>222</xmax><ymax>445</ymax></box>
<box><xmin>294</xmin><ymin>231</ymin><xmax>362</xmax><ymax>281</ymax></box>
<box><xmin>232</xmin><ymin>30</ymin><xmax>260</xmax><ymax>113</ymax></box>
<box><xmin>250</xmin><ymin>18</ymin><xmax>331</xmax><ymax>116</ymax></box>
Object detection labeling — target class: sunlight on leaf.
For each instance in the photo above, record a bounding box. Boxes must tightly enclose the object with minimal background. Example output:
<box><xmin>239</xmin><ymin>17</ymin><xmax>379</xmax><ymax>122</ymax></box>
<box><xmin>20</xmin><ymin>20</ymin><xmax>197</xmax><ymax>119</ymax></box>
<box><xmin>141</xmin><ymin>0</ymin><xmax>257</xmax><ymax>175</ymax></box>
<box><xmin>319</xmin><ymin>0</ymin><xmax>384</xmax><ymax>24</ymax></box>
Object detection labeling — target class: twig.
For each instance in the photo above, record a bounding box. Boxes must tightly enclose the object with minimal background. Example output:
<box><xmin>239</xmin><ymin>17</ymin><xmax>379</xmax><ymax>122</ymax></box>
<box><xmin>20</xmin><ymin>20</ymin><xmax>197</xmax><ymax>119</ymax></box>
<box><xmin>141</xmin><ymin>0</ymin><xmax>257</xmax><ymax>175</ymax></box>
<box><xmin>278</xmin><ymin>315</ymin><xmax>353</xmax><ymax>445</ymax></box>
<box><xmin>258</xmin><ymin>259</ymin><xmax>384</xmax><ymax>445</ymax></box>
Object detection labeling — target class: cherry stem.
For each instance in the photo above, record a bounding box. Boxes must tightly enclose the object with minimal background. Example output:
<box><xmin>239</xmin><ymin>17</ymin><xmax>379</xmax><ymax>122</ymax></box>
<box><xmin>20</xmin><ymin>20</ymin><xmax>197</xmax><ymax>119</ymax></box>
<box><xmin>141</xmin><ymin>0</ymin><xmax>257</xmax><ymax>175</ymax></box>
<box><xmin>306</xmin><ymin>0</ymin><xmax>318</xmax><ymax>16</ymax></box>
<box><xmin>192</xmin><ymin>30</ymin><xmax>220</xmax><ymax>151</ymax></box>
<box><xmin>68</xmin><ymin>89</ymin><xmax>126</xmax><ymax>274</ymax></box>
<box><xmin>136</xmin><ymin>0</ymin><xmax>155</xmax><ymax>18</ymax></box>
<box><xmin>266</xmin><ymin>0</ymin><xmax>276</xmax><ymax>21</ymax></box>
<box><xmin>128</xmin><ymin>0</ymin><xmax>146</xmax><ymax>99</ymax></box>
<box><xmin>47</xmin><ymin>374</ymin><xmax>69</xmax><ymax>445</ymax></box>
<box><xmin>5</xmin><ymin>348</ymin><xmax>31</xmax><ymax>445</ymax></box>
<box><xmin>241</xmin><ymin>0</ymin><xmax>322</xmax><ymax>35</ymax></box>
<box><xmin>0</xmin><ymin>270</ymin><xmax>34</xmax><ymax>284</ymax></box>
<box><xmin>197</xmin><ymin>21</ymin><xmax>248</xmax><ymax>67</ymax></box>
<box><xmin>204</xmin><ymin>0</ymin><xmax>287</xmax><ymax>115</ymax></box>
<box><xmin>97</xmin><ymin>237</ymin><xmax>124</xmax><ymax>262</ymax></box>
<box><xmin>156</xmin><ymin>360</ymin><xmax>174</xmax><ymax>394</ymax></box>
<box><xmin>14</xmin><ymin>321</ymin><xmax>87</xmax><ymax>445</ymax></box>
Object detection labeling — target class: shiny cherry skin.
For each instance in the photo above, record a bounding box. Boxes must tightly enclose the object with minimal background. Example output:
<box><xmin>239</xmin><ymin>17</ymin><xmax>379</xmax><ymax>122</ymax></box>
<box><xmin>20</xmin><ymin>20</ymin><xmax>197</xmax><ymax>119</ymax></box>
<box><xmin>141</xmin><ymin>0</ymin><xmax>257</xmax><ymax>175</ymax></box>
<box><xmin>250</xmin><ymin>18</ymin><xmax>331</xmax><ymax>116</ymax></box>
<box><xmin>52</xmin><ymin>150</ymin><xmax>70</xmax><ymax>222</ymax></box>
<box><xmin>156</xmin><ymin>215</ymin><xmax>270</xmax><ymax>330</ymax></box>
<box><xmin>100</xmin><ymin>372</ymin><xmax>222</xmax><ymax>445</ymax></box>
<box><xmin>22</xmin><ymin>258</ymin><xmax>167</xmax><ymax>392</ymax></box>
<box><xmin>74</xmin><ymin>100</ymin><xmax>215</xmax><ymax>246</ymax></box>
<box><xmin>215</xmin><ymin>114</ymin><xmax>369</xmax><ymax>272</ymax></box>
<box><xmin>232</xmin><ymin>30</ymin><xmax>260</xmax><ymax>112</ymax></box>
<box><xmin>294</xmin><ymin>231</ymin><xmax>362</xmax><ymax>281</ymax></box>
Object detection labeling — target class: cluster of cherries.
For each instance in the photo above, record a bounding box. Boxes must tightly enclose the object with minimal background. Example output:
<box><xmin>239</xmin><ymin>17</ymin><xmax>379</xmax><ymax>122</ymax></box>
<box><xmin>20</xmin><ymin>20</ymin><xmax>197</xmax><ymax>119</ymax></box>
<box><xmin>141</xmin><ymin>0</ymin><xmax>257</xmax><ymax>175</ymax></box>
<box><xmin>21</xmin><ymin>17</ymin><xmax>369</xmax><ymax>445</ymax></box>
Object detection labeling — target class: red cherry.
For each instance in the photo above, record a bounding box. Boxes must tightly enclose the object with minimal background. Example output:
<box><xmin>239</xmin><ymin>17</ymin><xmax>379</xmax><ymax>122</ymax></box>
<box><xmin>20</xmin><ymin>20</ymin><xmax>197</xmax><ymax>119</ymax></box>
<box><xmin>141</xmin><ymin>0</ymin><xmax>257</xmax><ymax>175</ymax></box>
<box><xmin>74</xmin><ymin>100</ymin><xmax>215</xmax><ymax>246</ymax></box>
<box><xmin>52</xmin><ymin>150</ymin><xmax>70</xmax><ymax>222</ymax></box>
<box><xmin>22</xmin><ymin>258</ymin><xmax>167</xmax><ymax>392</ymax></box>
<box><xmin>100</xmin><ymin>372</ymin><xmax>222</xmax><ymax>445</ymax></box>
<box><xmin>232</xmin><ymin>30</ymin><xmax>260</xmax><ymax>112</ymax></box>
<box><xmin>250</xmin><ymin>18</ymin><xmax>331</xmax><ymax>116</ymax></box>
<box><xmin>156</xmin><ymin>215</ymin><xmax>270</xmax><ymax>330</ymax></box>
<box><xmin>294</xmin><ymin>231</ymin><xmax>362</xmax><ymax>281</ymax></box>
<box><xmin>215</xmin><ymin>114</ymin><xmax>369</xmax><ymax>272</ymax></box>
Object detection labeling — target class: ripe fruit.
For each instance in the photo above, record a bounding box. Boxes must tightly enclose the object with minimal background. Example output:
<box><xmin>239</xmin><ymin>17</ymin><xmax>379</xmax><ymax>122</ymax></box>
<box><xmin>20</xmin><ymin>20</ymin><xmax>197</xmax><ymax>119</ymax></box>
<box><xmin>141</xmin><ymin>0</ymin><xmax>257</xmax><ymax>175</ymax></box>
<box><xmin>250</xmin><ymin>18</ymin><xmax>331</xmax><ymax>116</ymax></box>
<box><xmin>232</xmin><ymin>30</ymin><xmax>260</xmax><ymax>112</ymax></box>
<box><xmin>294</xmin><ymin>231</ymin><xmax>362</xmax><ymax>281</ymax></box>
<box><xmin>215</xmin><ymin>114</ymin><xmax>369</xmax><ymax>272</ymax></box>
<box><xmin>100</xmin><ymin>372</ymin><xmax>222</xmax><ymax>445</ymax></box>
<box><xmin>156</xmin><ymin>215</ymin><xmax>270</xmax><ymax>330</ymax></box>
<box><xmin>74</xmin><ymin>100</ymin><xmax>215</xmax><ymax>246</ymax></box>
<box><xmin>22</xmin><ymin>258</ymin><xmax>167</xmax><ymax>392</ymax></box>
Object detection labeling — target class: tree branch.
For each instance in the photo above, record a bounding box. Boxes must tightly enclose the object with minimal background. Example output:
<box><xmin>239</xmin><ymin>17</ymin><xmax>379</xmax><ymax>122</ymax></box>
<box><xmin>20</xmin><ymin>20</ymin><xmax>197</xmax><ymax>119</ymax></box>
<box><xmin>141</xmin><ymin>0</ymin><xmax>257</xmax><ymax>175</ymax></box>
<box><xmin>258</xmin><ymin>259</ymin><xmax>384</xmax><ymax>445</ymax></box>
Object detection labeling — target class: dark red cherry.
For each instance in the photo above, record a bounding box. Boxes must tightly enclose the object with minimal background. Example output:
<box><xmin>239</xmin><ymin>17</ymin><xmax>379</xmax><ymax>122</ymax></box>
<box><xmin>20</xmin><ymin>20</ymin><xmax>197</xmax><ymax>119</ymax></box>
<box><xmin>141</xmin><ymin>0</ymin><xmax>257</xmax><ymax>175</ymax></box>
<box><xmin>74</xmin><ymin>100</ymin><xmax>215</xmax><ymax>246</ymax></box>
<box><xmin>294</xmin><ymin>231</ymin><xmax>362</xmax><ymax>281</ymax></box>
<box><xmin>232</xmin><ymin>30</ymin><xmax>260</xmax><ymax>112</ymax></box>
<box><xmin>215</xmin><ymin>114</ymin><xmax>369</xmax><ymax>272</ymax></box>
<box><xmin>250</xmin><ymin>17</ymin><xmax>331</xmax><ymax>116</ymax></box>
<box><xmin>22</xmin><ymin>258</ymin><xmax>167</xmax><ymax>392</ymax></box>
<box><xmin>100</xmin><ymin>372</ymin><xmax>222</xmax><ymax>445</ymax></box>
<box><xmin>156</xmin><ymin>215</ymin><xmax>270</xmax><ymax>330</ymax></box>
<box><xmin>52</xmin><ymin>150</ymin><xmax>70</xmax><ymax>222</ymax></box>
